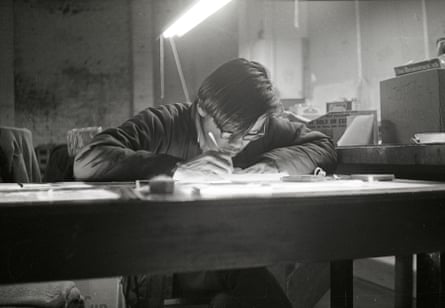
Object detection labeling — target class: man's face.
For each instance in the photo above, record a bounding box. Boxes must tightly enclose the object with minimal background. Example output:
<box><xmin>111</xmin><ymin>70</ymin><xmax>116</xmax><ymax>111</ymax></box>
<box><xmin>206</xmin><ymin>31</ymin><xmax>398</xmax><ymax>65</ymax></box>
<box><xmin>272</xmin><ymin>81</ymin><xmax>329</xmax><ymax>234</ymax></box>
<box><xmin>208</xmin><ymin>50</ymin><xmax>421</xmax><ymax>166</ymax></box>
<box><xmin>197</xmin><ymin>105</ymin><xmax>267</xmax><ymax>157</ymax></box>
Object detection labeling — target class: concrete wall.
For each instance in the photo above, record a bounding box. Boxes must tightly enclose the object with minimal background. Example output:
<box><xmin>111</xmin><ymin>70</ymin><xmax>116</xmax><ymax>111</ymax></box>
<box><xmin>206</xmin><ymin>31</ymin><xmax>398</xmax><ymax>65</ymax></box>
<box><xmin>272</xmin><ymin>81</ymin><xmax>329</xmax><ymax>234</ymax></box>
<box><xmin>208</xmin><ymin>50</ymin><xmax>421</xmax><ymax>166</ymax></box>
<box><xmin>4</xmin><ymin>0</ymin><xmax>445</xmax><ymax>144</ymax></box>
<box><xmin>130</xmin><ymin>0</ymin><xmax>155</xmax><ymax>114</ymax></box>
<box><xmin>306</xmin><ymin>1</ymin><xmax>359</xmax><ymax>115</ymax></box>
<box><xmin>359</xmin><ymin>0</ymin><xmax>426</xmax><ymax>113</ymax></box>
<box><xmin>0</xmin><ymin>0</ymin><xmax>15</xmax><ymax>126</ymax></box>
<box><xmin>305</xmin><ymin>0</ymin><xmax>445</xmax><ymax>118</ymax></box>
<box><xmin>238</xmin><ymin>0</ymin><xmax>445</xmax><ymax>119</ymax></box>
<box><xmin>13</xmin><ymin>0</ymin><xmax>132</xmax><ymax>146</ymax></box>
<box><xmin>5</xmin><ymin>0</ymin><xmax>237</xmax><ymax>146</ymax></box>
<box><xmin>426</xmin><ymin>0</ymin><xmax>445</xmax><ymax>56</ymax></box>
<box><xmin>152</xmin><ymin>0</ymin><xmax>239</xmax><ymax>106</ymax></box>
<box><xmin>239</xmin><ymin>0</ymin><xmax>305</xmax><ymax>99</ymax></box>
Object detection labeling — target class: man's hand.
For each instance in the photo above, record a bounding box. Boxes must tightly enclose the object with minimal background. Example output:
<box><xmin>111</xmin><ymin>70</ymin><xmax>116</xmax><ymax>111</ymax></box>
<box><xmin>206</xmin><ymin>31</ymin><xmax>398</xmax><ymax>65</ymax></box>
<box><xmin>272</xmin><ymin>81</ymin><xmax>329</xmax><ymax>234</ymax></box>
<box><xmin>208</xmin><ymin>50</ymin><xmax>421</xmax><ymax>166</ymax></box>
<box><xmin>235</xmin><ymin>160</ymin><xmax>279</xmax><ymax>174</ymax></box>
<box><xmin>173</xmin><ymin>151</ymin><xmax>233</xmax><ymax>180</ymax></box>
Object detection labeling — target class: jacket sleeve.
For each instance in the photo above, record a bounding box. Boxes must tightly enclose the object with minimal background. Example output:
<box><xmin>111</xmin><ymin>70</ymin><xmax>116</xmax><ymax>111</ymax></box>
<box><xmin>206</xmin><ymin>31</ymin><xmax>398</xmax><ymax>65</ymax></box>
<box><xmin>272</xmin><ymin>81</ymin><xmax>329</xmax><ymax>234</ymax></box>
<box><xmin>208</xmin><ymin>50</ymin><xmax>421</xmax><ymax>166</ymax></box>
<box><xmin>243</xmin><ymin>117</ymin><xmax>337</xmax><ymax>175</ymax></box>
<box><xmin>73</xmin><ymin>108</ymin><xmax>182</xmax><ymax>181</ymax></box>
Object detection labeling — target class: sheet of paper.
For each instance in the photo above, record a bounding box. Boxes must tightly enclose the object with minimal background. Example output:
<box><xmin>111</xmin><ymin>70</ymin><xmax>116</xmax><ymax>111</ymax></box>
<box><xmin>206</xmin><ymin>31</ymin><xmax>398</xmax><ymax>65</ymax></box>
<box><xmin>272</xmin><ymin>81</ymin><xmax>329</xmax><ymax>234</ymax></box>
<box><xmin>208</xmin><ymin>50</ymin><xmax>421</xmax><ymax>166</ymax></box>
<box><xmin>177</xmin><ymin>180</ymin><xmax>434</xmax><ymax>199</ymax></box>
<box><xmin>184</xmin><ymin>180</ymin><xmax>365</xmax><ymax>198</ymax></box>
<box><xmin>175</xmin><ymin>172</ymin><xmax>288</xmax><ymax>184</ymax></box>
<box><xmin>337</xmin><ymin>114</ymin><xmax>376</xmax><ymax>146</ymax></box>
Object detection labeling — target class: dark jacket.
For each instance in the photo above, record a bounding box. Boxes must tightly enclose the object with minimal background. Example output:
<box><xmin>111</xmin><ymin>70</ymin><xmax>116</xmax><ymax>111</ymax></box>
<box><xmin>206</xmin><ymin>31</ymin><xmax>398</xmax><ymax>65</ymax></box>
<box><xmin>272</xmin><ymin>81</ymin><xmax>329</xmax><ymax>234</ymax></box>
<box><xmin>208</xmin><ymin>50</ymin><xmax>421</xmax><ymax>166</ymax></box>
<box><xmin>73</xmin><ymin>103</ymin><xmax>337</xmax><ymax>181</ymax></box>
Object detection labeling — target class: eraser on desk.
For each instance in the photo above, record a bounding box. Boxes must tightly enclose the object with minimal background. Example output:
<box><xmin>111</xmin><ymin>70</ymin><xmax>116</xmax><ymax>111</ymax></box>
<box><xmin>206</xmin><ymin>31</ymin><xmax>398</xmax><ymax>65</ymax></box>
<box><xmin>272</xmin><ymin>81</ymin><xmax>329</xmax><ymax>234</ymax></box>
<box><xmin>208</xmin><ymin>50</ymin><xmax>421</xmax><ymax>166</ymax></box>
<box><xmin>149</xmin><ymin>175</ymin><xmax>175</xmax><ymax>193</ymax></box>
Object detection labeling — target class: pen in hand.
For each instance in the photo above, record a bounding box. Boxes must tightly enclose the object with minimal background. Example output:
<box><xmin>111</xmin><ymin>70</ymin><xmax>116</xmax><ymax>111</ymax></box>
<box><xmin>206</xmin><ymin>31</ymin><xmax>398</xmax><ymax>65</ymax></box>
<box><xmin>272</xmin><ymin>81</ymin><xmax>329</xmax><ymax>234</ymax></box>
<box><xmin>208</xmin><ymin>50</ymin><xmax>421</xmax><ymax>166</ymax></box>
<box><xmin>207</xmin><ymin>131</ymin><xmax>233</xmax><ymax>173</ymax></box>
<box><xmin>208</xmin><ymin>131</ymin><xmax>219</xmax><ymax>150</ymax></box>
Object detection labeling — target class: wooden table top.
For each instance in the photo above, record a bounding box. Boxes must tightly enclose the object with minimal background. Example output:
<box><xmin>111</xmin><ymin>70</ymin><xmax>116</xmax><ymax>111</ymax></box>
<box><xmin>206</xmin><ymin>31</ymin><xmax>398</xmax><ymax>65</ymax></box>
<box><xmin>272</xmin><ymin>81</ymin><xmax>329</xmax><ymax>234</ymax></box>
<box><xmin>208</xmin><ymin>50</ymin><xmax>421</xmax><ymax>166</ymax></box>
<box><xmin>1</xmin><ymin>179</ymin><xmax>445</xmax><ymax>285</ymax></box>
<box><xmin>337</xmin><ymin>144</ymin><xmax>445</xmax><ymax>164</ymax></box>
<box><xmin>336</xmin><ymin>144</ymin><xmax>445</xmax><ymax>179</ymax></box>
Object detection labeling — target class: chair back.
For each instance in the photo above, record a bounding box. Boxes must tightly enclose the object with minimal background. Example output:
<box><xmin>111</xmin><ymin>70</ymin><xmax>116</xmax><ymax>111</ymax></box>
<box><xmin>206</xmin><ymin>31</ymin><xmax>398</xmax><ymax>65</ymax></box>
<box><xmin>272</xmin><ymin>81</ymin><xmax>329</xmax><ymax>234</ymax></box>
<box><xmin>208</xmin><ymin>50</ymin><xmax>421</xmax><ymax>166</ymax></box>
<box><xmin>0</xmin><ymin>126</ymin><xmax>41</xmax><ymax>183</ymax></box>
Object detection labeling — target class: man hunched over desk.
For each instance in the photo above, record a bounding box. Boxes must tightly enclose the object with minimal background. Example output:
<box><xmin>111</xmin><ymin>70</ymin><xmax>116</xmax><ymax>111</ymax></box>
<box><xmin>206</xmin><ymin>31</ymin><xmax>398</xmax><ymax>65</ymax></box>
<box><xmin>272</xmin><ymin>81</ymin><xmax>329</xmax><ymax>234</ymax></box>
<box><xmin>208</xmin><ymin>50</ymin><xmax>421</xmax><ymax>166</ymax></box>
<box><xmin>74</xmin><ymin>58</ymin><xmax>337</xmax><ymax>308</ymax></box>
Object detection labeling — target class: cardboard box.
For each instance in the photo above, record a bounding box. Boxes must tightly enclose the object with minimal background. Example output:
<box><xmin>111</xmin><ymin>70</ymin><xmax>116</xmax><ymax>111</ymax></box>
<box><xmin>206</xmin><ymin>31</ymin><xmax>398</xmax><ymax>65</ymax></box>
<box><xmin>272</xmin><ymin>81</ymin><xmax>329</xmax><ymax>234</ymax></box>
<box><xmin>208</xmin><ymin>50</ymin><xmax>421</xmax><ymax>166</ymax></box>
<box><xmin>380</xmin><ymin>69</ymin><xmax>445</xmax><ymax>144</ymax></box>
<box><xmin>394</xmin><ymin>58</ymin><xmax>441</xmax><ymax>76</ymax></box>
<box><xmin>307</xmin><ymin>111</ymin><xmax>378</xmax><ymax>145</ymax></box>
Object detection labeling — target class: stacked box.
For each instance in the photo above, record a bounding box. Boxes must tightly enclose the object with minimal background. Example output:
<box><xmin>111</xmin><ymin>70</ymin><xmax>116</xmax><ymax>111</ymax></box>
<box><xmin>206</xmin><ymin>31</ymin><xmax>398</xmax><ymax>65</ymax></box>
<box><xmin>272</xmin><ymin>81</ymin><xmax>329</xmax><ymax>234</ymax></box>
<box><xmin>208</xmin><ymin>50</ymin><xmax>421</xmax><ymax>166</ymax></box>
<box><xmin>307</xmin><ymin>111</ymin><xmax>378</xmax><ymax>145</ymax></box>
<box><xmin>380</xmin><ymin>69</ymin><xmax>445</xmax><ymax>144</ymax></box>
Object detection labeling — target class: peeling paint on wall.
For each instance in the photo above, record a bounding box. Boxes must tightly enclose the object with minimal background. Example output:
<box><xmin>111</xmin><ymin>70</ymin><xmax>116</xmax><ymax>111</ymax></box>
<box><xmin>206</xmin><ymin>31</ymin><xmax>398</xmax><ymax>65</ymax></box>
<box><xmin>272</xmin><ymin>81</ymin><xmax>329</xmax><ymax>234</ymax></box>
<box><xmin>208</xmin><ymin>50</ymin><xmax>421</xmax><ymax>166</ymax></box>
<box><xmin>22</xmin><ymin>0</ymin><xmax>105</xmax><ymax>16</ymax></box>
<box><xmin>14</xmin><ymin>0</ymin><xmax>131</xmax><ymax>146</ymax></box>
<box><xmin>15</xmin><ymin>66</ymin><xmax>130</xmax><ymax>145</ymax></box>
<box><xmin>0</xmin><ymin>0</ymin><xmax>15</xmax><ymax>127</ymax></box>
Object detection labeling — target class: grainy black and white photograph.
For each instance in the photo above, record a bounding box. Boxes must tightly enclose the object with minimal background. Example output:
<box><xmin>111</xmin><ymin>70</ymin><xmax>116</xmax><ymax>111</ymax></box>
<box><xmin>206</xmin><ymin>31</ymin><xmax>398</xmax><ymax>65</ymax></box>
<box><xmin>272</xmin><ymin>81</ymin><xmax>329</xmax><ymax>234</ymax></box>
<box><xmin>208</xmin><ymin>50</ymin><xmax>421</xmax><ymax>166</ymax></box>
<box><xmin>1</xmin><ymin>0</ymin><xmax>445</xmax><ymax>307</ymax></box>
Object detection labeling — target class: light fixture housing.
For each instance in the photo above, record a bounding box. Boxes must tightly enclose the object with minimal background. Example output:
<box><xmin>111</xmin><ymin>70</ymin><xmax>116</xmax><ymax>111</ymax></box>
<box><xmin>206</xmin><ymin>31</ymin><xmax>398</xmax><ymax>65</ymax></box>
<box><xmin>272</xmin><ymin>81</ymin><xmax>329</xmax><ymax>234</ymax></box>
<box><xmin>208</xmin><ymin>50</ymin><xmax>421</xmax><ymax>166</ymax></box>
<box><xmin>162</xmin><ymin>0</ymin><xmax>233</xmax><ymax>38</ymax></box>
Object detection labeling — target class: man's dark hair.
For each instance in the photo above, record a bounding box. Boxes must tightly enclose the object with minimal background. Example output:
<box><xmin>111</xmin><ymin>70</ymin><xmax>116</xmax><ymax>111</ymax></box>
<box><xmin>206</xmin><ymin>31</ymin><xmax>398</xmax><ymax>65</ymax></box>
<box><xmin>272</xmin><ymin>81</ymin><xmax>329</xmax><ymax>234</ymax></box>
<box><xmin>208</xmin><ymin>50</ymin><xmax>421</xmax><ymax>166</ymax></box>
<box><xmin>196</xmin><ymin>58</ymin><xmax>282</xmax><ymax>135</ymax></box>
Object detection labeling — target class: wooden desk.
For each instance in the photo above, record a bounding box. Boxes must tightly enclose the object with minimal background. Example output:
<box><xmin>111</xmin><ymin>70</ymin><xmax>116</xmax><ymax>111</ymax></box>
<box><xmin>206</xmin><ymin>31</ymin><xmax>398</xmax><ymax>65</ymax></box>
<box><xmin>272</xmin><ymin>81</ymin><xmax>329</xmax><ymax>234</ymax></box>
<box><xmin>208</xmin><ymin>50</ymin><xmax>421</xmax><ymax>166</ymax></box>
<box><xmin>1</xmin><ymin>180</ymin><xmax>445</xmax><ymax>307</ymax></box>
<box><xmin>337</xmin><ymin>144</ymin><xmax>445</xmax><ymax>180</ymax></box>
<box><xmin>338</xmin><ymin>144</ymin><xmax>445</xmax><ymax>308</ymax></box>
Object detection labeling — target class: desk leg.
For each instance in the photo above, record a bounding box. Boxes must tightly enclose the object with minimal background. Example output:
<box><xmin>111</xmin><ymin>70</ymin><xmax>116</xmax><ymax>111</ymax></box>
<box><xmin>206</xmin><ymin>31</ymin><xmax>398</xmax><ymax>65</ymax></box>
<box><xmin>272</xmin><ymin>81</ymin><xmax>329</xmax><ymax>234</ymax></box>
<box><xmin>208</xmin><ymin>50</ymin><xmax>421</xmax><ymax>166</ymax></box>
<box><xmin>441</xmin><ymin>252</ymin><xmax>445</xmax><ymax>307</ymax></box>
<box><xmin>142</xmin><ymin>274</ymin><xmax>170</xmax><ymax>308</ymax></box>
<box><xmin>394</xmin><ymin>255</ymin><xmax>413</xmax><ymax>308</ymax></box>
<box><xmin>417</xmin><ymin>252</ymin><xmax>442</xmax><ymax>308</ymax></box>
<box><xmin>331</xmin><ymin>260</ymin><xmax>353</xmax><ymax>308</ymax></box>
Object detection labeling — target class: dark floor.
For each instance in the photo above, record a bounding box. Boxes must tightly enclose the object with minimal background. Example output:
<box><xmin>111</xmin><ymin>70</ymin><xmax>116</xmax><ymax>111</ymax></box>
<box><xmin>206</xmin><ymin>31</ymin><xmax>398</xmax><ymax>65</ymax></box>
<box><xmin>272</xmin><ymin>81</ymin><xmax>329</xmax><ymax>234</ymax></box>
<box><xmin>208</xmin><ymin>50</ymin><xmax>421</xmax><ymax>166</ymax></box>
<box><xmin>314</xmin><ymin>277</ymin><xmax>415</xmax><ymax>308</ymax></box>
<box><xmin>162</xmin><ymin>278</ymin><xmax>415</xmax><ymax>308</ymax></box>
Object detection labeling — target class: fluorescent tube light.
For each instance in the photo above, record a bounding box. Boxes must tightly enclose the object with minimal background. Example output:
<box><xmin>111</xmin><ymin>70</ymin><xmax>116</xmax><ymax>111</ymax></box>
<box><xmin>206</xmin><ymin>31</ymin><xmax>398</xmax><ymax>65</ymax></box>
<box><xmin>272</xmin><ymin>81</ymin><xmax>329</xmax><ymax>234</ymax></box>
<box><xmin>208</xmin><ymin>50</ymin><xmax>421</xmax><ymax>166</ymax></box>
<box><xmin>162</xmin><ymin>0</ymin><xmax>233</xmax><ymax>38</ymax></box>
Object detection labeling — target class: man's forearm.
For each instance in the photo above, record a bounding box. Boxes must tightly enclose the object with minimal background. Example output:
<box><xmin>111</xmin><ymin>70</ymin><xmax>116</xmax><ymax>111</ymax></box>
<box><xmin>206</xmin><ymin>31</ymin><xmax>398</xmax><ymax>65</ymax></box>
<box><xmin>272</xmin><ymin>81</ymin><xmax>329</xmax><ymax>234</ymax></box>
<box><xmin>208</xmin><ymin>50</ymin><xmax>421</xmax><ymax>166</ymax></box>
<box><xmin>73</xmin><ymin>145</ymin><xmax>181</xmax><ymax>181</ymax></box>
<box><xmin>260</xmin><ymin>139</ymin><xmax>337</xmax><ymax>175</ymax></box>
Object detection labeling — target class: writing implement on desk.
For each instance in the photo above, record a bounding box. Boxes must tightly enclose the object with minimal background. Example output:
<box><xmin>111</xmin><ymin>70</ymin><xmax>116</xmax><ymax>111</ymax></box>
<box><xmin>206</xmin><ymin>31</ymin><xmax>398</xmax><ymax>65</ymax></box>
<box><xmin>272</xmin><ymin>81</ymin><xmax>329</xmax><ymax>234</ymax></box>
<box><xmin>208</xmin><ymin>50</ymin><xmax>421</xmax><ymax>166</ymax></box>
<box><xmin>208</xmin><ymin>131</ymin><xmax>219</xmax><ymax>149</ymax></box>
<box><xmin>281</xmin><ymin>175</ymin><xmax>332</xmax><ymax>182</ymax></box>
<box><xmin>280</xmin><ymin>174</ymin><xmax>395</xmax><ymax>182</ymax></box>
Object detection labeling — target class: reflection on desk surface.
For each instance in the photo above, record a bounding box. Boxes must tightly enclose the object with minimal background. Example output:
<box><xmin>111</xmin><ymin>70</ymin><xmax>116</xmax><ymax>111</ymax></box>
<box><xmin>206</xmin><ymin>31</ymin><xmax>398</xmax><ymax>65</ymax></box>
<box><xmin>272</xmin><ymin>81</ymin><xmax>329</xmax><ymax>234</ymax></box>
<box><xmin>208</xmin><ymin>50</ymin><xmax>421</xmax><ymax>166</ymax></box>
<box><xmin>0</xmin><ymin>182</ymin><xmax>129</xmax><ymax>203</ymax></box>
<box><xmin>0</xmin><ymin>187</ymin><xmax>121</xmax><ymax>202</ymax></box>
<box><xmin>0</xmin><ymin>179</ymin><xmax>440</xmax><ymax>203</ymax></box>
<box><xmin>175</xmin><ymin>179</ymin><xmax>434</xmax><ymax>199</ymax></box>
<box><xmin>0</xmin><ymin>181</ymin><xmax>135</xmax><ymax>191</ymax></box>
